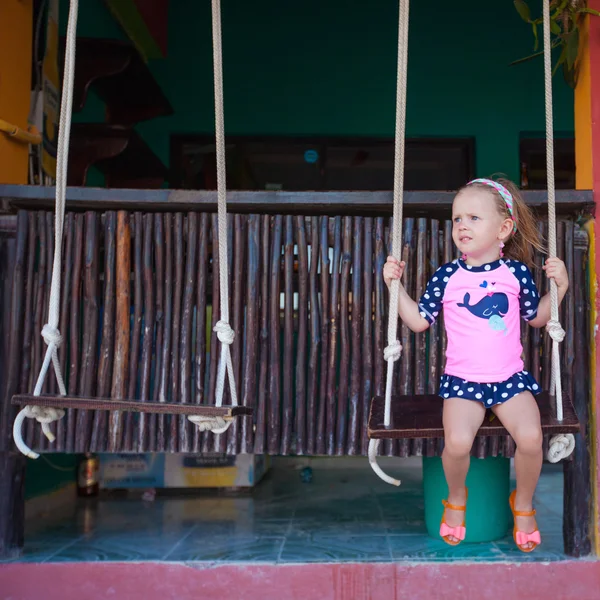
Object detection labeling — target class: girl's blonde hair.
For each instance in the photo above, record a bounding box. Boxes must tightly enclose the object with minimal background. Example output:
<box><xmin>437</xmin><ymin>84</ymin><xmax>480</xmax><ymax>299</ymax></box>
<box><xmin>458</xmin><ymin>177</ymin><xmax>544</xmax><ymax>267</ymax></box>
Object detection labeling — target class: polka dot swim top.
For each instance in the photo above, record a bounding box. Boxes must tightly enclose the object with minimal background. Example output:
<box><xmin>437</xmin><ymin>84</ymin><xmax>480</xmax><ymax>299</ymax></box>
<box><xmin>418</xmin><ymin>258</ymin><xmax>540</xmax><ymax>383</ymax></box>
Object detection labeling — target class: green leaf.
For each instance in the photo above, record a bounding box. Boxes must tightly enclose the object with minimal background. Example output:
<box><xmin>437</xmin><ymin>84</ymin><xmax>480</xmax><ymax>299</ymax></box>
<box><xmin>509</xmin><ymin>39</ymin><xmax>560</xmax><ymax>67</ymax></box>
<box><xmin>566</xmin><ymin>27</ymin><xmax>580</xmax><ymax>69</ymax></box>
<box><xmin>510</xmin><ymin>50</ymin><xmax>544</xmax><ymax>66</ymax></box>
<box><xmin>553</xmin><ymin>45</ymin><xmax>567</xmax><ymax>77</ymax></box>
<box><xmin>578</xmin><ymin>8</ymin><xmax>600</xmax><ymax>17</ymax></box>
<box><xmin>532</xmin><ymin>22</ymin><xmax>539</xmax><ymax>51</ymax></box>
<box><xmin>562</xmin><ymin>63</ymin><xmax>577</xmax><ymax>89</ymax></box>
<box><xmin>550</xmin><ymin>19</ymin><xmax>561</xmax><ymax>35</ymax></box>
<box><xmin>552</xmin><ymin>0</ymin><xmax>570</xmax><ymax>20</ymax></box>
<box><xmin>514</xmin><ymin>0</ymin><xmax>531</xmax><ymax>22</ymax></box>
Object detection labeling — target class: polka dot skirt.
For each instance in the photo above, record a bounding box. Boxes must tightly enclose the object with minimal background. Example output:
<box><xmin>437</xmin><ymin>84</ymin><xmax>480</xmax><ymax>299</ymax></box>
<box><xmin>439</xmin><ymin>371</ymin><xmax>542</xmax><ymax>407</ymax></box>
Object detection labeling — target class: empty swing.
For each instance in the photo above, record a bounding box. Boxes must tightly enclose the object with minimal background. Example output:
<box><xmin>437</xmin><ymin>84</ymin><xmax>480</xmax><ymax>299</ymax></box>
<box><xmin>12</xmin><ymin>0</ymin><xmax>252</xmax><ymax>458</ymax></box>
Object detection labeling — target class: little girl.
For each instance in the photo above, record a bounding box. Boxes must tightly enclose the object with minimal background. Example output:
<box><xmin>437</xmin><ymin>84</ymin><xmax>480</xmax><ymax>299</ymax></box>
<box><xmin>383</xmin><ymin>178</ymin><xmax>569</xmax><ymax>552</ymax></box>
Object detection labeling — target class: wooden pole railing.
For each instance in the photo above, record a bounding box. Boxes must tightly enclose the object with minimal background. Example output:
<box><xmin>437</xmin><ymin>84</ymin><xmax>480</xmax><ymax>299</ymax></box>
<box><xmin>1</xmin><ymin>205</ymin><xmax>590</xmax><ymax>458</ymax></box>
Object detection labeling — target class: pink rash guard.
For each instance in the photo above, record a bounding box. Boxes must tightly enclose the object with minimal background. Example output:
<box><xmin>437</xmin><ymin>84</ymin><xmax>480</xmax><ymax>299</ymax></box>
<box><xmin>418</xmin><ymin>258</ymin><xmax>540</xmax><ymax>383</ymax></box>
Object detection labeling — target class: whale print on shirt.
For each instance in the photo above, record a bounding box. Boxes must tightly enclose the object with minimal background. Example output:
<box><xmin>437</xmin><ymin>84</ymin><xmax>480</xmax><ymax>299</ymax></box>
<box><xmin>457</xmin><ymin>282</ymin><xmax>509</xmax><ymax>335</ymax></box>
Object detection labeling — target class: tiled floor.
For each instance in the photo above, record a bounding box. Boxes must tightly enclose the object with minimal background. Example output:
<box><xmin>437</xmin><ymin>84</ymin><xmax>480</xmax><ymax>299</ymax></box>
<box><xmin>4</xmin><ymin>458</ymin><xmax>569</xmax><ymax>564</ymax></box>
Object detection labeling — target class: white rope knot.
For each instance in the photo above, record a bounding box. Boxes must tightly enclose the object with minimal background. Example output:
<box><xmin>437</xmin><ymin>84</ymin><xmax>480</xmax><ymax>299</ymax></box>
<box><xmin>547</xmin><ymin>433</ymin><xmax>575</xmax><ymax>463</ymax></box>
<box><xmin>214</xmin><ymin>320</ymin><xmax>235</xmax><ymax>345</ymax></box>
<box><xmin>23</xmin><ymin>405</ymin><xmax>65</xmax><ymax>424</ymax></box>
<box><xmin>545</xmin><ymin>319</ymin><xmax>566</xmax><ymax>343</ymax></box>
<box><xmin>13</xmin><ymin>405</ymin><xmax>66</xmax><ymax>459</ymax></box>
<box><xmin>188</xmin><ymin>414</ymin><xmax>232</xmax><ymax>435</ymax></box>
<box><xmin>41</xmin><ymin>324</ymin><xmax>63</xmax><ymax>348</ymax></box>
<box><xmin>383</xmin><ymin>340</ymin><xmax>402</xmax><ymax>362</ymax></box>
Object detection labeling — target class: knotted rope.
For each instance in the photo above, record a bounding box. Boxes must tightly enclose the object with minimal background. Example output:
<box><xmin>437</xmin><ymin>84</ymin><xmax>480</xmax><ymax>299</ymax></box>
<box><xmin>13</xmin><ymin>0</ymin><xmax>79</xmax><ymax>459</ymax></box>
<box><xmin>368</xmin><ymin>0</ymin><xmax>410</xmax><ymax>486</ymax></box>
<box><xmin>542</xmin><ymin>0</ymin><xmax>574</xmax><ymax>461</ymax></box>
<box><xmin>187</xmin><ymin>0</ymin><xmax>238</xmax><ymax>435</ymax></box>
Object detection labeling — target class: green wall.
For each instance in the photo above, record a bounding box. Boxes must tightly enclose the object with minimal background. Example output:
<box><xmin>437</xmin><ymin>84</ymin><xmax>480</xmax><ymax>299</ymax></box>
<box><xmin>25</xmin><ymin>454</ymin><xmax>77</xmax><ymax>499</ymax></box>
<box><xmin>62</xmin><ymin>0</ymin><xmax>574</xmax><ymax>184</ymax></box>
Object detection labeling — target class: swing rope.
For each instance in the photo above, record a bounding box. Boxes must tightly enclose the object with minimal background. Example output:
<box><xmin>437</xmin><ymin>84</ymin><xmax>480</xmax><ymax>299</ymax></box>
<box><xmin>368</xmin><ymin>0</ymin><xmax>410</xmax><ymax>487</ymax></box>
<box><xmin>12</xmin><ymin>0</ymin><xmax>79</xmax><ymax>459</ymax></box>
<box><xmin>542</xmin><ymin>0</ymin><xmax>575</xmax><ymax>463</ymax></box>
<box><xmin>187</xmin><ymin>0</ymin><xmax>238</xmax><ymax>435</ymax></box>
<box><xmin>369</xmin><ymin>0</ymin><xmax>574</xmax><ymax>483</ymax></box>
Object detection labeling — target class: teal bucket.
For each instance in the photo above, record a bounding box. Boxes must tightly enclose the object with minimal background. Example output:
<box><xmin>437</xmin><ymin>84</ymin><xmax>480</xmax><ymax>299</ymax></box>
<box><xmin>422</xmin><ymin>456</ymin><xmax>511</xmax><ymax>542</ymax></box>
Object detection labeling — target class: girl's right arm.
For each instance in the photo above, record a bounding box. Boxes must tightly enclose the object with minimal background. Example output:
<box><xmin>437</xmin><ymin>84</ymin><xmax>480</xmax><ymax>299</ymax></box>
<box><xmin>383</xmin><ymin>256</ymin><xmax>430</xmax><ymax>333</ymax></box>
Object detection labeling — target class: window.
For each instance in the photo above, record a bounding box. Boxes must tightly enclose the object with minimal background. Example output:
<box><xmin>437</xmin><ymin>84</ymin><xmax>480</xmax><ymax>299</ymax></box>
<box><xmin>170</xmin><ymin>136</ymin><xmax>475</xmax><ymax>191</ymax></box>
<box><xmin>519</xmin><ymin>137</ymin><xmax>575</xmax><ymax>189</ymax></box>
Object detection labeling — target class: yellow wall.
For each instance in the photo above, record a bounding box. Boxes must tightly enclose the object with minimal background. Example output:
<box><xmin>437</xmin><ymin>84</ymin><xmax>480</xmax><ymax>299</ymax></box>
<box><xmin>0</xmin><ymin>0</ymin><xmax>33</xmax><ymax>184</ymax></box>
<box><xmin>575</xmin><ymin>15</ymin><xmax>593</xmax><ymax>190</ymax></box>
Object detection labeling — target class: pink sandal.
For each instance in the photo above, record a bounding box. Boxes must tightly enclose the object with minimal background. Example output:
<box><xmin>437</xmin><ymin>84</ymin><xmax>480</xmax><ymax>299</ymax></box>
<box><xmin>509</xmin><ymin>490</ymin><xmax>541</xmax><ymax>552</ymax></box>
<box><xmin>440</xmin><ymin>489</ymin><xmax>468</xmax><ymax>546</ymax></box>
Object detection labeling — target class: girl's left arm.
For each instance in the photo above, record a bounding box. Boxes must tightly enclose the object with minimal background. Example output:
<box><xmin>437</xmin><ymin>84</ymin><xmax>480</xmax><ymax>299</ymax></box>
<box><xmin>527</xmin><ymin>257</ymin><xmax>569</xmax><ymax>328</ymax></box>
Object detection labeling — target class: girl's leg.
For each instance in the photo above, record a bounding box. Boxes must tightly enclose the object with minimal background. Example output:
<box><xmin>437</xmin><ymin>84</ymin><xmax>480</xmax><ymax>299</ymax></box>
<box><xmin>441</xmin><ymin>397</ymin><xmax>486</xmax><ymax>541</ymax></box>
<box><xmin>492</xmin><ymin>391</ymin><xmax>543</xmax><ymax>550</ymax></box>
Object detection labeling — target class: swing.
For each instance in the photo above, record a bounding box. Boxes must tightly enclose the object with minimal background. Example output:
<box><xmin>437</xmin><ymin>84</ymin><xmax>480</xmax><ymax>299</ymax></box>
<box><xmin>11</xmin><ymin>0</ymin><xmax>252</xmax><ymax>459</ymax></box>
<box><xmin>368</xmin><ymin>0</ymin><xmax>580</xmax><ymax>486</ymax></box>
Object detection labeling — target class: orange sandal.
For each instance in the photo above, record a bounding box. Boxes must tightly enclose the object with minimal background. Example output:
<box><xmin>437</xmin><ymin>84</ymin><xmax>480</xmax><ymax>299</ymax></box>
<box><xmin>509</xmin><ymin>490</ymin><xmax>541</xmax><ymax>552</ymax></box>
<box><xmin>440</xmin><ymin>488</ymin><xmax>468</xmax><ymax>546</ymax></box>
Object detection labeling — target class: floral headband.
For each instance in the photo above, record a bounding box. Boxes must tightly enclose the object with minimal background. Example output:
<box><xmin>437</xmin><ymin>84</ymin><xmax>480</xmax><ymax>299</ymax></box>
<box><xmin>467</xmin><ymin>178</ymin><xmax>517</xmax><ymax>233</ymax></box>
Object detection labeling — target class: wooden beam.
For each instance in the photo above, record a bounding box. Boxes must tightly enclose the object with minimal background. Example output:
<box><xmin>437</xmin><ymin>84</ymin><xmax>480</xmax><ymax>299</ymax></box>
<box><xmin>563</xmin><ymin>228</ymin><xmax>593</xmax><ymax>556</ymax></box>
<box><xmin>583</xmin><ymin>0</ymin><xmax>600</xmax><ymax>558</ymax></box>
<box><xmin>12</xmin><ymin>395</ymin><xmax>253</xmax><ymax>417</ymax></box>
<box><xmin>0</xmin><ymin>185</ymin><xmax>594</xmax><ymax>216</ymax></box>
<box><xmin>0</xmin><ymin>213</ymin><xmax>26</xmax><ymax>558</ymax></box>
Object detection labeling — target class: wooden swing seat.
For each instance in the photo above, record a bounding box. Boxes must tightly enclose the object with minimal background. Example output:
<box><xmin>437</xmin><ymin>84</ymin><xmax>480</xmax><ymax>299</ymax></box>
<box><xmin>11</xmin><ymin>394</ymin><xmax>253</xmax><ymax>419</ymax></box>
<box><xmin>368</xmin><ymin>391</ymin><xmax>580</xmax><ymax>439</ymax></box>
